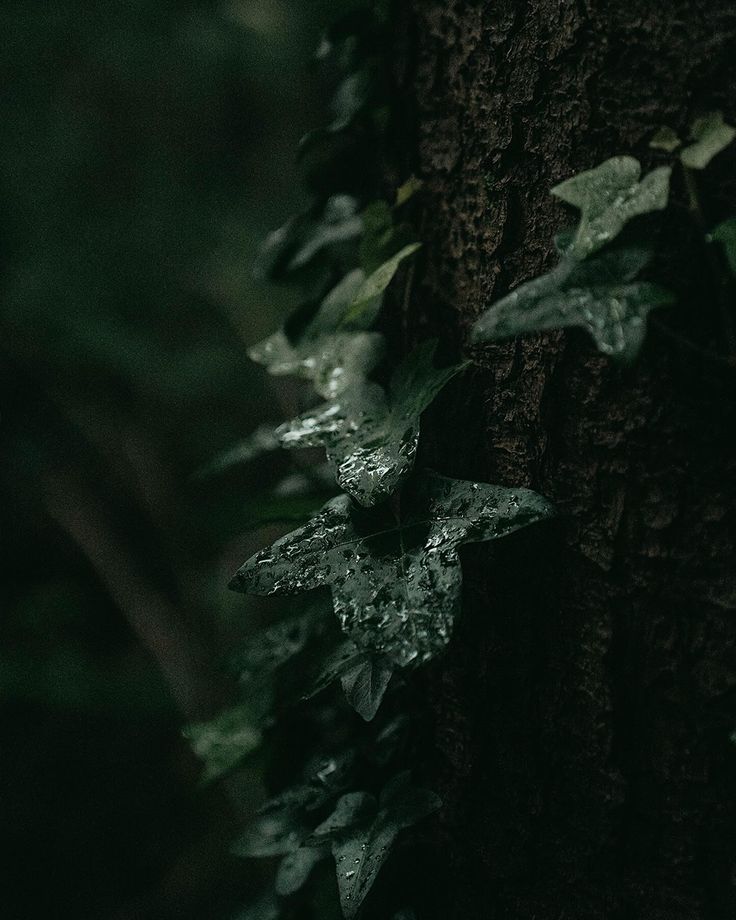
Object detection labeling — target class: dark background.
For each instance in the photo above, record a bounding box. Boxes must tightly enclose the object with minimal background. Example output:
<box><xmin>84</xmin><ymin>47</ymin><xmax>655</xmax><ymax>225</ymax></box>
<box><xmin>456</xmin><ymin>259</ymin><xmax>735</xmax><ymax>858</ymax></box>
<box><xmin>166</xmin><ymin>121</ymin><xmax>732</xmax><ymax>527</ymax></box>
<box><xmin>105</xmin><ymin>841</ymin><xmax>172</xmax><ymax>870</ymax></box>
<box><xmin>0</xmin><ymin>2</ymin><xmax>349</xmax><ymax>916</ymax></box>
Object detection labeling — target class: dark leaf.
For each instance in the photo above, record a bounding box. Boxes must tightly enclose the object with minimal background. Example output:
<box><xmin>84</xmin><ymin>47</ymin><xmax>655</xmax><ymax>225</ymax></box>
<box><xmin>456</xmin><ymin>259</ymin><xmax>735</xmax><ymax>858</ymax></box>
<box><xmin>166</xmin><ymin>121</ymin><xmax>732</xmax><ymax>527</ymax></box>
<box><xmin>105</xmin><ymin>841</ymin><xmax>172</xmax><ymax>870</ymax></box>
<box><xmin>231</xmin><ymin>471</ymin><xmax>554</xmax><ymax>668</ymax></box>
<box><xmin>183</xmin><ymin>705</ymin><xmax>261</xmax><ymax>785</ymax></box>
<box><xmin>340</xmin><ymin>655</ymin><xmax>394</xmax><ymax>721</ymax></box>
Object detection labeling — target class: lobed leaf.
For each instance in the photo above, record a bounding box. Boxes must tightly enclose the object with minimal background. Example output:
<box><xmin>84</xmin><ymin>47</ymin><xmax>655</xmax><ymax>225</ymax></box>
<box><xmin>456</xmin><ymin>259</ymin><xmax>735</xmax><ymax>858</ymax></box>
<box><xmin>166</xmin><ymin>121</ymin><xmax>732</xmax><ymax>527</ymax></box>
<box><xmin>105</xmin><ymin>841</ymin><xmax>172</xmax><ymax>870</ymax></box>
<box><xmin>276</xmin><ymin>340</ymin><xmax>465</xmax><ymax>506</ymax></box>
<box><xmin>551</xmin><ymin>156</ymin><xmax>671</xmax><ymax>260</ymax></box>
<box><xmin>680</xmin><ymin>111</ymin><xmax>736</xmax><ymax>170</ymax></box>
<box><xmin>230</xmin><ymin>471</ymin><xmax>554</xmax><ymax>669</ymax></box>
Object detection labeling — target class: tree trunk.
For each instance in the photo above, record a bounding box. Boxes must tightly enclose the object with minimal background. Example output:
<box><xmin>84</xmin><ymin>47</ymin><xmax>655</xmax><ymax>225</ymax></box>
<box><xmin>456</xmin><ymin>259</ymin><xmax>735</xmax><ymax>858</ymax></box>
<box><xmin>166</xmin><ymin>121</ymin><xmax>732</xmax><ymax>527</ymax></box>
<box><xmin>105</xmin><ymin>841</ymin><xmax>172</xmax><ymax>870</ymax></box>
<box><xmin>394</xmin><ymin>2</ymin><xmax>736</xmax><ymax>918</ymax></box>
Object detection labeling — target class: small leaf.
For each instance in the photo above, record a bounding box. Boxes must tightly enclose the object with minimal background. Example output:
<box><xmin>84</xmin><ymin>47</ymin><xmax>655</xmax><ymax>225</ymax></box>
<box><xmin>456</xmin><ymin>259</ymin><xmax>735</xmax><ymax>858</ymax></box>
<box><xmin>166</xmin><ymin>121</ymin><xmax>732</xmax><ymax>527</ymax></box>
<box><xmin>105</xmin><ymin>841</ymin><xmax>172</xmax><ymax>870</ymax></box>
<box><xmin>183</xmin><ymin>704</ymin><xmax>261</xmax><ymax>785</ymax></box>
<box><xmin>711</xmin><ymin>217</ymin><xmax>736</xmax><ymax>278</ymax></box>
<box><xmin>275</xmin><ymin>845</ymin><xmax>329</xmax><ymax>896</ymax></box>
<box><xmin>551</xmin><ymin>156</ymin><xmax>671</xmax><ymax>260</ymax></box>
<box><xmin>649</xmin><ymin>125</ymin><xmax>681</xmax><ymax>153</ymax></box>
<box><xmin>276</xmin><ymin>340</ymin><xmax>465</xmax><ymax>506</ymax></box>
<box><xmin>341</xmin><ymin>654</ymin><xmax>394</xmax><ymax>721</ymax></box>
<box><xmin>230</xmin><ymin>610</ymin><xmax>316</xmax><ymax>685</ymax></box>
<box><xmin>395</xmin><ymin>176</ymin><xmax>424</xmax><ymax>207</ymax></box>
<box><xmin>310</xmin><ymin>791</ymin><xmax>377</xmax><ymax>842</ymax></box>
<box><xmin>680</xmin><ymin>111</ymin><xmax>736</xmax><ymax>170</ymax></box>
<box><xmin>298</xmin><ymin>68</ymin><xmax>375</xmax><ymax>157</ymax></box>
<box><xmin>328</xmin><ymin>775</ymin><xmax>440</xmax><ymax>920</ymax></box>
<box><xmin>231</xmin><ymin>471</ymin><xmax>554</xmax><ymax>668</ymax></box>
<box><xmin>340</xmin><ymin>243</ymin><xmax>421</xmax><ymax>329</ymax></box>
<box><xmin>303</xmin><ymin>639</ymin><xmax>367</xmax><ymax>699</ymax></box>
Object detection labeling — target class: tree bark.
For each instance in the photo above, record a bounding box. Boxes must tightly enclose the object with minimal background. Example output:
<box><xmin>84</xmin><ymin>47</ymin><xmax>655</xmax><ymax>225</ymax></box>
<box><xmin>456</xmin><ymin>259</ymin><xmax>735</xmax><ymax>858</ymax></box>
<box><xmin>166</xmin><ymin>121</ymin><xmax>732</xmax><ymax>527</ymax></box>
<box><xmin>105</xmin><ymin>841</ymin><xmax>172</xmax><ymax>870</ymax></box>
<box><xmin>395</xmin><ymin>2</ymin><xmax>736</xmax><ymax>918</ymax></box>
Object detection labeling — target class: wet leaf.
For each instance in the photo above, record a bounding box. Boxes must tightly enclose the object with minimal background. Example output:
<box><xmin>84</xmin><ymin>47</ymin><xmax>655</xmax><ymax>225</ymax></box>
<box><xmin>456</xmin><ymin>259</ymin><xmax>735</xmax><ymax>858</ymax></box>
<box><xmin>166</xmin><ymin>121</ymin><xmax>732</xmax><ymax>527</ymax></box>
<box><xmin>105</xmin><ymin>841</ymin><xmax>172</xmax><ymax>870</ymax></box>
<box><xmin>183</xmin><ymin>704</ymin><xmax>261</xmax><ymax>785</ymax></box>
<box><xmin>340</xmin><ymin>243</ymin><xmax>421</xmax><ymax>328</ymax></box>
<box><xmin>473</xmin><ymin>279</ymin><xmax>673</xmax><ymax>363</ymax></box>
<box><xmin>711</xmin><ymin>217</ymin><xmax>736</xmax><ymax>278</ymax></box>
<box><xmin>340</xmin><ymin>654</ymin><xmax>394</xmax><ymax>721</ymax></box>
<box><xmin>649</xmin><ymin>125</ymin><xmax>681</xmax><ymax>153</ymax></box>
<box><xmin>395</xmin><ymin>176</ymin><xmax>424</xmax><ymax>207</ymax></box>
<box><xmin>275</xmin><ymin>845</ymin><xmax>329</xmax><ymax>896</ymax></box>
<box><xmin>276</xmin><ymin>341</ymin><xmax>465</xmax><ymax>506</ymax></box>
<box><xmin>324</xmin><ymin>774</ymin><xmax>440</xmax><ymax>920</ymax></box>
<box><xmin>551</xmin><ymin>156</ymin><xmax>671</xmax><ymax>260</ymax></box>
<box><xmin>680</xmin><ymin>111</ymin><xmax>736</xmax><ymax>170</ymax></box>
<box><xmin>249</xmin><ymin>327</ymin><xmax>385</xmax><ymax>400</ymax></box>
<box><xmin>230</xmin><ymin>470</ymin><xmax>554</xmax><ymax>668</ymax></box>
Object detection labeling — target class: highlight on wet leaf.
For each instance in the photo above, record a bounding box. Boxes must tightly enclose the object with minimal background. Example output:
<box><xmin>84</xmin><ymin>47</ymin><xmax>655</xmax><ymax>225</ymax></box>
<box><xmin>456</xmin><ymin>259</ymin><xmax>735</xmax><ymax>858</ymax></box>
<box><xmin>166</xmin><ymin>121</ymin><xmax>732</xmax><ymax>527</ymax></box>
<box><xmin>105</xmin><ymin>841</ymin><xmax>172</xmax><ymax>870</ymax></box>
<box><xmin>230</xmin><ymin>470</ymin><xmax>554</xmax><ymax>670</ymax></box>
<box><xmin>680</xmin><ymin>111</ymin><xmax>736</xmax><ymax>170</ymax></box>
<box><xmin>550</xmin><ymin>156</ymin><xmax>671</xmax><ymax>261</ymax></box>
<box><xmin>276</xmin><ymin>340</ymin><xmax>466</xmax><ymax>506</ymax></box>
<box><xmin>183</xmin><ymin>704</ymin><xmax>262</xmax><ymax>785</ymax></box>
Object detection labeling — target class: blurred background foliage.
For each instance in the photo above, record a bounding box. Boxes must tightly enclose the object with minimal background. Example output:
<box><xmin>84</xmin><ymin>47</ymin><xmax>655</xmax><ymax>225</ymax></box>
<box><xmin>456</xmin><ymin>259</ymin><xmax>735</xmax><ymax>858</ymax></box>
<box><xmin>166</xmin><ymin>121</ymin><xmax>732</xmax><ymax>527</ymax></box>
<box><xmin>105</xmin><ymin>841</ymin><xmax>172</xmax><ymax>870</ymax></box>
<box><xmin>0</xmin><ymin>1</ymin><xmax>361</xmax><ymax>916</ymax></box>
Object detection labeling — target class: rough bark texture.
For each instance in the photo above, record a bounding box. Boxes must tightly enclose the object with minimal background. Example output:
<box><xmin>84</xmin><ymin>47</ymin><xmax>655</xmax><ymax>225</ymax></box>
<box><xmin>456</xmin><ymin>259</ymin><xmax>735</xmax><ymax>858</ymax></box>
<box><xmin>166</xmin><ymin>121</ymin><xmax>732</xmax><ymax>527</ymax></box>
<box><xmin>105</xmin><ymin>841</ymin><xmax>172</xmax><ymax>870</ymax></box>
<box><xmin>395</xmin><ymin>2</ymin><xmax>736</xmax><ymax>918</ymax></box>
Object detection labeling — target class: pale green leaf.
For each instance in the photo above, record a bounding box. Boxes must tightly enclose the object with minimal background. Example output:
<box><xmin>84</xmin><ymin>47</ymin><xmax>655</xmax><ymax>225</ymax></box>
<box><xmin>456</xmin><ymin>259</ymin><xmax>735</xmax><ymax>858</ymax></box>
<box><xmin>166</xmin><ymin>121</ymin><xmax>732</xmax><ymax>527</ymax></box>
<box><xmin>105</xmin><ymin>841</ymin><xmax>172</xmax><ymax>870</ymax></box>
<box><xmin>395</xmin><ymin>175</ymin><xmax>424</xmax><ymax>207</ymax></box>
<box><xmin>680</xmin><ymin>111</ymin><xmax>736</xmax><ymax>170</ymax></box>
<box><xmin>711</xmin><ymin>217</ymin><xmax>736</xmax><ymax>278</ymax></box>
<box><xmin>551</xmin><ymin>156</ymin><xmax>671</xmax><ymax>260</ymax></box>
<box><xmin>339</xmin><ymin>243</ymin><xmax>421</xmax><ymax>329</ymax></box>
<box><xmin>649</xmin><ymin>125</ymin><xmax>681</xmax><ymax>153</ymax></box>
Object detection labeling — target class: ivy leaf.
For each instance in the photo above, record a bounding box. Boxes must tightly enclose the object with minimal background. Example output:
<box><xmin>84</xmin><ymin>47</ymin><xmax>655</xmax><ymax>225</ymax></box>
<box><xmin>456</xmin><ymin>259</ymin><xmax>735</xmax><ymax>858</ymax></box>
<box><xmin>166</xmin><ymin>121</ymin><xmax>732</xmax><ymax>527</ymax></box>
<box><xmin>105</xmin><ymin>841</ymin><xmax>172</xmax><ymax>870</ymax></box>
<box><xmin>680</xmin><ymin>112</ymin><xmax>736</xmax><ymax>170</ymax></box>
<box><xmin>551</xmin><ymin>156</ymin><xmax>671</xmax><ymax>260</ymax></box>
<box><xmin>321</xmin><ymin>774</ymin><xmax>440</xmax><ymax>920</ymax></box>
<box><xmin>183</xmin><ymin>704</ymin><xmax>261</xmax><ymax>785</ymax></box>
<box><xmin>249</xmin><ymin>327</ymin><xmax>385</xmax><ymax>400</ymax></box>
<box><xmin>276</xmin><ymin>341</ymin><xmax>465</xmax><ymax>507</ymax></box>
<box><xmin>340</xmin><ymin>654</ymin><xmax>394</xmax><ymax>721</ymax></box>
<box><xmin>230</xmin><ymin>470</ymin><xmax>554</xmax><ymax>668</ymax></box>
<box><xmin>649</xmin><ymin>125</ymin><xmax>681</xmax><ymax>153</ymax></box>
<box><xmin>395</xmin><ymin>176</ymin><xmax>424</xmax><ymax>207</ymax></box>
<box><xmin>472</xmin><ymin>279</ymin><xmax>673</xmax><ymax>363</ymax></box>
<box><xmin>711</xmin><ymin>217</ymin><xmax>736</xmax><ymax>279</ymax></box>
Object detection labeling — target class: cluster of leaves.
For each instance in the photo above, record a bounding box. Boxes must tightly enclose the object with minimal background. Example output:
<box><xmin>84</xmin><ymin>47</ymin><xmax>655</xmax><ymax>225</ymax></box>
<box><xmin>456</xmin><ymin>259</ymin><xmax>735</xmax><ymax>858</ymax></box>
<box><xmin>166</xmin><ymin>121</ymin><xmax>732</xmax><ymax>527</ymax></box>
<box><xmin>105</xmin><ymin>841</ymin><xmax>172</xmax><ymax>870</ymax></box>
<box><xmin>472</xmin><ymin>156</ymin><xmax>674</xmax><ymax>361</ymax></box>
<box><xmin>472</xmin><ymin>111</ymin><xmax>736</xmax><ymax>362</ymax></box>
<box><xmin>188</xmin><ymin>9</ymin><xmax>554</xmax><ymax>920</ymax></box>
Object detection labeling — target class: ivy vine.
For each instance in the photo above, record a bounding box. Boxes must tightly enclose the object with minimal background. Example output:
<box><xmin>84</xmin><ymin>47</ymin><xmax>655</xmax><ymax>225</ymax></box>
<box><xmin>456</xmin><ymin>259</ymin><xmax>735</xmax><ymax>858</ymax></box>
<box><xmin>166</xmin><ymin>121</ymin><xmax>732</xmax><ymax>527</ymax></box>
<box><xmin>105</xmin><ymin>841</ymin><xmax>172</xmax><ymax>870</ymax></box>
<box><xmin>188</xmin><ymin>7</ymin><xmax>736</xmax><ymax>916</ymax></box>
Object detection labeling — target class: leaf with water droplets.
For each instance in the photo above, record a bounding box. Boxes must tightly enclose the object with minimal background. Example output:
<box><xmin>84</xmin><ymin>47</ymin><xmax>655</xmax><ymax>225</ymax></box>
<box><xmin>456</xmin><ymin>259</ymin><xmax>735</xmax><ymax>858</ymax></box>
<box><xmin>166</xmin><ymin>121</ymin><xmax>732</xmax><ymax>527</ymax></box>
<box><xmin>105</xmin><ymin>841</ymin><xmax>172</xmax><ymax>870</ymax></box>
<box><xmin>551</xmin><ymin>156</ymin><xmax>671</xmax><ymax>260</ymax></box>
<box><xmin>276</xmin><ymin>341</ymin><xmax>465</xmax><ymax>506</ymax></box>
<box><xmin>230</xmin><ymin>470</ymin><xmax>554</xmax><ymax>669</ymax></box>
<box><xmin>711</xmin><ymin>217</ymin><xmax>736</xmax><ymax>278</ymax></box>
<box><xmin>183</xmin><ymin>705</ymin><xmax>261</xmax><ymax>785</ymax></box>
<box><xmin>325</xmin><ymin>774</ymin><xmax>440</xmax><ymax>919</ymax></box>
<box><xmin>680</xmin><ymin>112</ymin><xmax>736</xmax><ymax>170</ymax></box>
<box><xmin>473</xmin><ymin>278</ymin><xmax>673</xmax><ymax>363</ymax></box>
<box><xmin>341</xmin><ymin>654</ymin><xmax>394</xmax><ymax>721</ymax></box>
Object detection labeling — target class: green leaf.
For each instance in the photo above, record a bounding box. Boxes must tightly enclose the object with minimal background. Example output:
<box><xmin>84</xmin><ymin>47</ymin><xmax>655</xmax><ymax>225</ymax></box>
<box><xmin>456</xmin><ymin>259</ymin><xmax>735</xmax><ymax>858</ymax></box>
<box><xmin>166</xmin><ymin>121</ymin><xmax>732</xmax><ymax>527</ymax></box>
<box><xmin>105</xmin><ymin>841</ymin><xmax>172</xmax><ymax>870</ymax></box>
<box><xmin>551</xmin><ymin>156</ymin><xmax>671</xmax><ymax>260</ymax></box>
<box><xmin>298</xmin><ymin>68</ymin><xmax>375</xmax><ymax>156</ymax></box>
<box><xmin>192</xmin><ymin>425</ymin><xmax>281</xmax><ymax>480</ymax></box>
<box><xmin>339</xmin><ymin>243</ymin><xmax>421</xmax><ymax>329</ymax></box>
<box><xmin>340</xmin><ymin>654</ymin><xmax>394</xmax><ymax>721</ymax></box>
<box><xmin>395</xmin><ymin>176</ymin><xmax>424</xmax><ymax>207</ymax></box>
<box><xmin>230</xmin><ymin>470</ymin><xmax>554</xmax><ymax>668</ymax></box>
<box><xmin>276</xmin><ymin>341</ymin><xmax>465</xmax><ymax>506</ymax></box>
<box><xmin>230</xmin><ymin>610</ymin><xmax>317</xmax><ymax>685</ymax></box>
<box><xmin>473</xmin><ymin>279</ymin><xmax>673</xmax><ymax>363</ymax></box>
<box><xmin>324</xmin><ymin>774</ymin><xmax>440</xmax><ymax>920</ymax></box>
<box><xmin>711</xmin><ymin>217</ymin><xmax>736</xmax><ymax>278</ymax></box>
<box><xmin>680</xmin><ymin>112</ymin><xmax>736</xmax><ymax>170</ymax></box>
<box><xmin>183</xmin><ymin>704</ymin><xmax>261</xmax><ymax>785</ymax></box>
<box><xmin>249</xmin><ymin>327</ymin><xmax>386</xmax><ymax>400</ymax></box>
<box><xmin>649</xmin><ymin>125</ymin><xmax>681</xmax><ymax>153</ymax></box>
